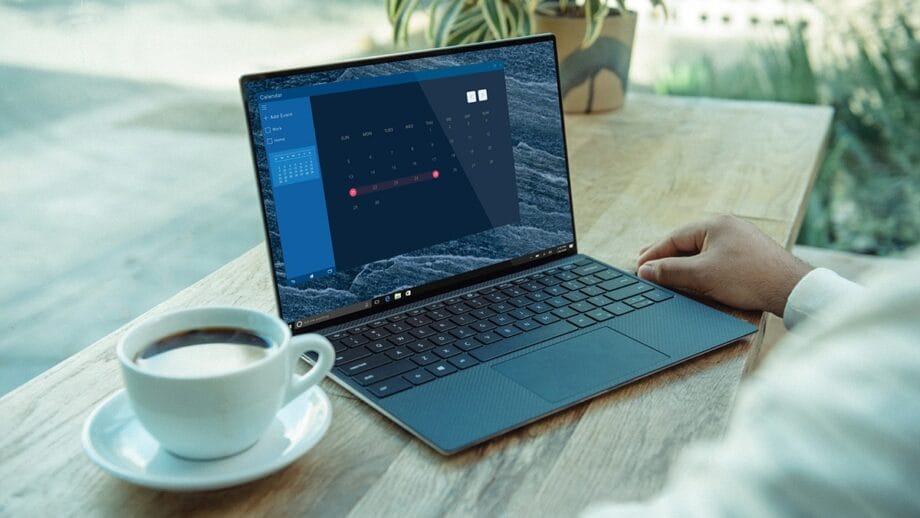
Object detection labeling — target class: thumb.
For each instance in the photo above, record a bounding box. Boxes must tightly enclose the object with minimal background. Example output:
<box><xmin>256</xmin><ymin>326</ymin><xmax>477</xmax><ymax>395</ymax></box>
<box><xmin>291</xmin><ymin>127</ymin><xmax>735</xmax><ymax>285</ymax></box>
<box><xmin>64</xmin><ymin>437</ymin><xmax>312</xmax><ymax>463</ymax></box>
<box><xmin>637</xmin><ymin>256</ymin><xmax>704</xmax><ymax>292</ymax></box>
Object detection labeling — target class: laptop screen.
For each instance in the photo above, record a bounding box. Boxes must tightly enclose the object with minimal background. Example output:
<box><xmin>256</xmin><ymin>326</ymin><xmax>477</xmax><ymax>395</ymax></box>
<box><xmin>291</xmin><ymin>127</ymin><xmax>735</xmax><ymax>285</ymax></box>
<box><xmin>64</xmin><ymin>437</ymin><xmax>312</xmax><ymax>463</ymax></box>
<box><xmin>241</xmin><ymin>35</ymin><xmax>576</xmax><ymax>329</ymax></box>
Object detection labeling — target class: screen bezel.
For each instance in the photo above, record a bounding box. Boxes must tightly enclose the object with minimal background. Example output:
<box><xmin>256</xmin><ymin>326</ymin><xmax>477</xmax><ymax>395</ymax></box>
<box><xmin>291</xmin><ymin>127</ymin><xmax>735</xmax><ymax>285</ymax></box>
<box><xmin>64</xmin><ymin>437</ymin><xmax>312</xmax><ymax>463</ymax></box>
<box><xmin>240</xmin><ymin>34</ymin><xmax>579</xmax><ymax>333</ymax></box>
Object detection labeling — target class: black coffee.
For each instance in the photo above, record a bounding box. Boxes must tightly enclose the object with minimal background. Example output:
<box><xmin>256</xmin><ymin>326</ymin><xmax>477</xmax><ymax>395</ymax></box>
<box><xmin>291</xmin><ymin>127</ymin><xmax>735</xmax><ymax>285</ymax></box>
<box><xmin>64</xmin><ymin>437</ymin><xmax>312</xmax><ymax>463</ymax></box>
<box><xmin>135</xmin><ymin>327</ymin><xmax>275</xmax><ymax>377</ymax></box>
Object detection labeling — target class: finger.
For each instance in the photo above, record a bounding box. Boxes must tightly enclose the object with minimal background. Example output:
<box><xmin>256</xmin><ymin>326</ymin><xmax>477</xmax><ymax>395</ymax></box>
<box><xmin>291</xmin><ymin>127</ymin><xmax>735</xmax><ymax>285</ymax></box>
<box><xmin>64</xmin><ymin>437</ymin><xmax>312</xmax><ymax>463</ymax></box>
<box><xmin>637</xmin><ymin>256</ymin><xmax>706</xmax><ymax>292</ymax></box>
<box><xmin>636</xmin><ymin>221</ymin><xmax>708</xmax><ymax>267</ymax></box>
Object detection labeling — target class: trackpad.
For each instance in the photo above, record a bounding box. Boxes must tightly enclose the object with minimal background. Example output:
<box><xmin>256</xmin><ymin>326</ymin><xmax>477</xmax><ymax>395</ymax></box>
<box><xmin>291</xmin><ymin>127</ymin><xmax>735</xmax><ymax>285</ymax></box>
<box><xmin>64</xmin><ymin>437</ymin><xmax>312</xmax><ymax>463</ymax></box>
<box><xmin>493</xmin><ymin>327</ymin><xmax>668</xmax><ymax>403</ymax></box>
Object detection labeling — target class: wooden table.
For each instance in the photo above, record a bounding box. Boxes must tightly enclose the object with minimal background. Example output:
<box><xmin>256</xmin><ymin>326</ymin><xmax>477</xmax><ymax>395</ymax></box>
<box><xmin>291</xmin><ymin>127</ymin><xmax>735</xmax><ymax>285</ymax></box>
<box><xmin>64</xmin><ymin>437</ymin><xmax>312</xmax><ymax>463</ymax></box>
<box><xmin>0</xmin><ymin>93</ymin><xmax>832</xmax><ymax>516</ymax></box>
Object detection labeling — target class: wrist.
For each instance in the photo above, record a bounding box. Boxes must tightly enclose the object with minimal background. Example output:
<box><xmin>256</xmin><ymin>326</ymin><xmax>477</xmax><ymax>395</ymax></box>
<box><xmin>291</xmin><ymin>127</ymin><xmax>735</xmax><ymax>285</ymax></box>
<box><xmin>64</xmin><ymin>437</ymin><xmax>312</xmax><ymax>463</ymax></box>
<box><xmin>771</xmin><ymin>258</ymin><xmax>813</xmax><ymax>317</ymax></box>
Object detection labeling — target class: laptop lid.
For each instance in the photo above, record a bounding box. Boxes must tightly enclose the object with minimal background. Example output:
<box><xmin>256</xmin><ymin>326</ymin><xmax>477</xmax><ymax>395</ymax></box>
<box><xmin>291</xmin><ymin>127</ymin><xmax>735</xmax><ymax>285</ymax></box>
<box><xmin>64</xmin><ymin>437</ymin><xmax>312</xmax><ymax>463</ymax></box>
<box><xmin>240</xmin><ymin>35</ymin><xmax>577</xmax><ymax>332</ymax></box>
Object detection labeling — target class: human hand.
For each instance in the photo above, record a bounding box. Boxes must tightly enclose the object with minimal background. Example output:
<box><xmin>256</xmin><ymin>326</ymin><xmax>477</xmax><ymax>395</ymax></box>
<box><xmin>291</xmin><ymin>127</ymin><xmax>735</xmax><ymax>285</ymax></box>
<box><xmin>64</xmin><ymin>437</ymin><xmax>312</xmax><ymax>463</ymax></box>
<box><xmin>635</xmin><ymin>215</ymin><xmax>813</xmax><ymax>316</ymax></box>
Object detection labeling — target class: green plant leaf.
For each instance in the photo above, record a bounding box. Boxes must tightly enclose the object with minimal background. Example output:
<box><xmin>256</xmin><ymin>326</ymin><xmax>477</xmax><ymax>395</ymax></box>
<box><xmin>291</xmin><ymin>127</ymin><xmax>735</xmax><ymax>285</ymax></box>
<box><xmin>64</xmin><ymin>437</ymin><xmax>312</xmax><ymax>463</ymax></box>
<box><xmin>480</xmin><ymin>0</ymin><xmax>509</xmax><ymax>39</ymax></box>
<box><xmin>433</xmin><ymin>0</ymin><xmax>466</xmax><ymax>47</ymax></box>
<box><xmin>393</xmin><ymin>0</ymin><xmax>421</xmax><ymax>45</ymax></box>
<box><xmin>582</xmin><ymin>0</ymin><xmax>609</xmax><ymax>48</ymax></box>
<box><xmin>446</xmin><ymin>10</ymin><xmax>487</xmax><ymax>46</ymax></box>
<box><xmin>386</xmin><ymin>0</ymin><xmax>403</xmax><ymax>24</ymax></box>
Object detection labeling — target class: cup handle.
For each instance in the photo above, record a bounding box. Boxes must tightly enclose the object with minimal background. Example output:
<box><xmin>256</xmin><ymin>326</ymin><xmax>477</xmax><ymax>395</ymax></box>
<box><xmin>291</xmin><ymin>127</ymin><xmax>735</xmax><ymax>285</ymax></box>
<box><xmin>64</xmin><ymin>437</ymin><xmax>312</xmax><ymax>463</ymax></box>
<box><xmin>285</xmin><ymin>334</ymin><xmax>334</xmax><ymax>404</ymax></box>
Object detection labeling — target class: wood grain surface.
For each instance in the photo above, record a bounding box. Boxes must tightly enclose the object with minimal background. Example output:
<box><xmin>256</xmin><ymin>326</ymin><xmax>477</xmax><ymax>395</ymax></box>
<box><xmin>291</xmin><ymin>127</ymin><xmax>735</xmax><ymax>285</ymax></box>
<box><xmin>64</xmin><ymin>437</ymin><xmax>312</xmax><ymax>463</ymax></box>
<box><xmin>0</xmin><ymin>93</ymin><xmax>832</xmax><ymax>517</ymax></box>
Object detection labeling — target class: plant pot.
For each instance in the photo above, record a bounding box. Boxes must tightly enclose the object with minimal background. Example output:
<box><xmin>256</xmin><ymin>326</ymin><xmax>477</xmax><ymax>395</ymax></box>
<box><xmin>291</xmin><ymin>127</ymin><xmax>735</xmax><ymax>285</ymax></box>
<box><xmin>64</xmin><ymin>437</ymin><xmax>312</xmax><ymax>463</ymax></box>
<box><xmin>534</xmin><ymin>10</ymin><xmax>637</xmax><ymax>113</ymax></box>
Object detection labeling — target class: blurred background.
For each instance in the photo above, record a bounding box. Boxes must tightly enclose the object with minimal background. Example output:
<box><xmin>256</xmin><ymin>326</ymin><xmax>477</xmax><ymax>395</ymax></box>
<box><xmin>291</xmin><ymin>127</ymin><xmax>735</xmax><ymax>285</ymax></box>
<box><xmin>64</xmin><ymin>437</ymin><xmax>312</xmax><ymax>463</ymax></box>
<box><xmin>1</xmin><ymin>0</ymin><xmax>916</xmax><ymax>396</ymax></box>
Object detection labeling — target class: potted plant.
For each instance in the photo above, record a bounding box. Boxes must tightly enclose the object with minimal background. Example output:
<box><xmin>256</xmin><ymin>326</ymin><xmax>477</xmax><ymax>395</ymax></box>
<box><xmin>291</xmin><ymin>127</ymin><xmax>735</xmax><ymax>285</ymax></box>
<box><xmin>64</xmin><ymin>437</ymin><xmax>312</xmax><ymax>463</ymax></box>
<box><xmin>385</xmin><ymin>0</ymin><xmax>666</xmax><ymax>113</ymax></box>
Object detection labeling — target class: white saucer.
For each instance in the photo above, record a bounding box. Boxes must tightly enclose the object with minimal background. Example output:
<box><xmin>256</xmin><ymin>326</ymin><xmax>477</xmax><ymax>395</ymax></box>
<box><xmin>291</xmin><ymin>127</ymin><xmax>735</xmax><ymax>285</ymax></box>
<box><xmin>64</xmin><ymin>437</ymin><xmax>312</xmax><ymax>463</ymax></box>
<box><xmin>82</xmin><ymin>386</ymin><xmax>332</xmax><ymax>491</ymax></box>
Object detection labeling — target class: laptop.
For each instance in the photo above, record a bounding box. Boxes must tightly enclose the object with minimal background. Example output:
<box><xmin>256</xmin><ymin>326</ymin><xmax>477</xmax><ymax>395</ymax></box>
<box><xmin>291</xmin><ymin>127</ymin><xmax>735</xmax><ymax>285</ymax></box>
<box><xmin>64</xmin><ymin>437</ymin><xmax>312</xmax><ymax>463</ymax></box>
<box><xmin>239</xmin><ymin>34</ymin><xmax>757</xmax><ymax>455</ymax></box>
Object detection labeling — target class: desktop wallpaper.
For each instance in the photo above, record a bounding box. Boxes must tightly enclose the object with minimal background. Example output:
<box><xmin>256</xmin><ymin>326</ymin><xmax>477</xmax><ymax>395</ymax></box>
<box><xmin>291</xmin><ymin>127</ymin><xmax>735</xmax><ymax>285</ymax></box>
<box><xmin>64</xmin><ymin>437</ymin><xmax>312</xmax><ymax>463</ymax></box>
<box><xmin>244</xmin><ymin>40</ymin><xmax>575</xmax><ymax>322</ymax></box>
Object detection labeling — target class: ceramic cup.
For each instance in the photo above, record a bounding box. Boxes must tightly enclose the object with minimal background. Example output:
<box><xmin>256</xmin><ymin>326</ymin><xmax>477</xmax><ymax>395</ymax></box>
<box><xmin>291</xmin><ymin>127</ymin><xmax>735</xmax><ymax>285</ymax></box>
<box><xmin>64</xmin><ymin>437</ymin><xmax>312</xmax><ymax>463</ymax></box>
<box><xmin>116</xmin><ymin>306</ymin><xmax>334</xmax><ymax>460</ymax></box>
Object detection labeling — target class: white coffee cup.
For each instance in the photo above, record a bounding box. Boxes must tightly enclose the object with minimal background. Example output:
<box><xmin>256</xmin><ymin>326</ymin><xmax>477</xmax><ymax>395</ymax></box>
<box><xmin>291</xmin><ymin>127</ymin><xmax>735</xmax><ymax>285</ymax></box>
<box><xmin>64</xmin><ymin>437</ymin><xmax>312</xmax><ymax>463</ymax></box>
<box><xmin>117</xmin><ymin>306</ymin><xmax>334</xmax><ymax>460</ymax></box>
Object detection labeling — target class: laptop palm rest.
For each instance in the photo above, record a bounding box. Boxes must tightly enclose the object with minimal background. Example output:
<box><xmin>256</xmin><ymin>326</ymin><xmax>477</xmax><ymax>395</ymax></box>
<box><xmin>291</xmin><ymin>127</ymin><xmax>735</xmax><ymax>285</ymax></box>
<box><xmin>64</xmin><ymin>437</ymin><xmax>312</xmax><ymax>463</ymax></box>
<box><xmin>492</xmin><ymin>327</ymin><xmax>668</xmax><ymax>403</ymax></box>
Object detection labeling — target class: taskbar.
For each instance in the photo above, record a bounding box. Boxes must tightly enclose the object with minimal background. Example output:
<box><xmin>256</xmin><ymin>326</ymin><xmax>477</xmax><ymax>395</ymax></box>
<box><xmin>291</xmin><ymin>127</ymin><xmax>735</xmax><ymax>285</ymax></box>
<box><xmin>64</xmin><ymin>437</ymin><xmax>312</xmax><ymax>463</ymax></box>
<box><xmin>289</xmin><ymin>241</ymin><xmax>576</xmax><ymax>333</ymax></box>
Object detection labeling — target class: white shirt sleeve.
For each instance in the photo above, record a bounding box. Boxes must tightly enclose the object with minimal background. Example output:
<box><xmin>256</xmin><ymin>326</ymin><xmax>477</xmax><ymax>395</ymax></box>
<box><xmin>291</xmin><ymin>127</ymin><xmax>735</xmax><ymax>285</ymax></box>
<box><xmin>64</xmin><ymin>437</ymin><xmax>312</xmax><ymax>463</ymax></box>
<box><xmin>583</xmin><ymin>256</ymin><xmax>920</xmax><ymax>518</ymax></box>
<box><xmin>783</xmin><ymin>267</ymin><xmax>862</xmax><ymax>329</ymax></box>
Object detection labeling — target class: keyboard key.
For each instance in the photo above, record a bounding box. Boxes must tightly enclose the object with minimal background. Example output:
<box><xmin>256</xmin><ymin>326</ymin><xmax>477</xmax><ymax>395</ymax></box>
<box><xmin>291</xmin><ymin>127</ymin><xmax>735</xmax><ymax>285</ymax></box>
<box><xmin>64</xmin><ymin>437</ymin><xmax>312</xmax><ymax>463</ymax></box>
<box><xmin>556</xmin><ymin>271</ymin><xmax>578</xmax><ymax>281</ymax></box>
<box><xmin>560</xmin><ymin>264</ymin><xmax>577</xmax><ymax>271</ymax></box>
<box><xmin>526</xmin><ymin>291</ymin><xmax>549</xmax><ymax>301</ymax></box>
<box><xmin>599</xmin><ymin>276</ymin><xmax>637</xmax><ymax>291</ymax></box>
<box><xmin>366</xmin><ymin>340</ymin><xmax>393</xmax><ymax>353</ymax></box>
<box><xmin>336</xmin><ymin>347</ymin><xmax>370</xmax><ymax>365</ymax></box>
<box><xmin>426</xmin><ymin>302</ymin><xmax>445</xmax><ymax>310</ymax></box>
<box><xmin>587</xmin><ymin>295</ymin><xmax>613</xmax><ymax>307</ymax></box>
<box><xmin>456</xmin><ymin>338</ymin><xmax>482</xmax><ymax>351</ymax></box>
<box><xmin>364</xmin><ymin>328</ymin><xmax>390</xmax><ymax>340</ymax></box>
<box><xmin>626</xmin><ymin>296</ymin><xmax>654</xmax><ymax>309</ymax></box>
<box><xmin>539</xmin><ymin>276</ymin><xmax>563</xmax><ymax>286</ymax></box>
<box><xmin>495</xmin><ymin>325</ymin><xmax>522</xmax><ymax>338</ymax></box>
<box><xmin>407</xmin><ymin>308</ymin><xmax>425</xmax><ymax>317</ymax></box>
<box><xmin>568</xmin><ymin>315</ymin><xmax>594</xmax><ymax>328</ymax></box>
<box><xmin>609</xmin><ymin>282</ymin><xmax>654</xmax><ymax>301</ymax></box>
<box><xmin>573</xmin><ymin>258</ymin><xmax>593</xmax><ymax>266</ymax></box>
<box><xmin>508</xmin><ymin>308</ymin><xmax>535</xmax><ymax>320</ymax></box>
<box><xmin>476</xmin><ymin>332</ymin><xmax>501</xmax><ymax>344</ymax></box>
<box><xmin>491</xmin><ymin>302</ymin><xmax>514</xmax><ymax>313</ymax></box>
<box><xmin>409</xmin><ymin>326</ymin><xmax>436</xmax><ymax>338</ymax></box>
<box><xmin>604</xmin><ymin>302</ymin><xmax>634</xmax><ymax>315</ymax></box>
<box><xmin>645</xmin><ymin>290</ymin><xmax>674</xmax><ymax>302</ymax></box>
<box><xmin>462</xmin><ymin>292</ymin><xmax>478</xmax><ymax>300</ymax></box>
<box><xmin>369</xmin><ymin>319</ymin><xmax>389</xmax><ymax>328</ymax></box>
<box><xmin>579</xmin><ymin>275</ymin><xmax>602</xmax><ymax>286</ymax></box>
<box><xmin>527</xmin><ymin>302</ymin><xmax>552</xmax><ymax>314</ymax></box>
<box><xmin>509</xmin><ymin>296</ymin><xmax>532</xmax><ymax>308</ymax></box>
<box><xmin>385</xmin><ymin>322</ymin><xmax>409</xmax><ymax>334</ymax></box>
<box><xmin>428</xmin><ymin>309</ymin><xmax>452</xmax><ymax>320</ymax></box>
<box><xmin>388</xmin><ymin>333</ymin><xmax>412</xmax><ymax>345</ymax></box>
<box><xmin>513</xmin><ymin>278</ymin><xmax>529</xmax><ymax>285</ymax></box>
<box><xmin>490</xmin><ymin>314</ymin><xmax>514</xmax><ymax>326</ymax></box>
<box><xmin>404</xmin><ymin>368</ymin><xmax>435</xmax><ymax>385</ymax></box>
<box><xmin>514</xmin><ymin>319</ymin><xmax>541</xmax><ymax>331</ymax></box>
<box><xmin>405</xmin><ymin>315</ymin><xmax>432</xmax><ymax>327</ymax></box>
<box><xmin>434</xmin><ymin>345</ymin><xmax>461</xmax><ymax>358</ymax></box>
<box><xmin>574</xmin><ymin>263</ymin><xmax>604</xmax><ymax>276</ymax></box>
<box><xmin>563</xmin><ymin>291</ymin><xmax>588</xmax><ymax>302</ymax></box>
<box><xmin>412</xmin><ymin>352</ymin><xmax>438</xmax><ymax>365</ymax></box>
<box><xmin>407</xmin><ymin>340</ymin><xmax>434</xmax><ymax>353</ymax></box>
<box><xmin>332</xmin><ymin>342</ymin><xmax>348</xmax><ymax>353</ymax></box>
<box><xmin>431</xmin><ymin>320</ymin><xmax>456</xmax><ymax>332</ymax></box>
<box><xmin>449</xmin><ymin>326</ymin><xmax>474</xmax><ymax>339</ymax></box>
<box><xmin>471</xmin><ymin>320</ymin><xmax>496</xmax><ymax>332</ymax></box>
<box><xmin>471</xmin><ymin>308</ymin><xmax>496</xmax><ymax>319</ymax></box>
<box><xmin>522</xmin><ymin>282</ymin><xmax>543</xmax><ymax>292</ymax></box>
<box><xmin>587</xmin><ymin>309</ymin><xmax>614</xmax><ymax>322</ymax></box>
<box><xmin>449</xmin><ymin>354</ymin><xmax>479</xmax><ymax>369</ymax></box>
<box><xmin>329</xmin><ymin>331</ymin><xmax>349</xmax><ymax>340</ymax></box>
<box><xmin>448</xmin><ymin>303</ymin><xmax>473</xmax><ymax>314</ymax></box>
<box><xmin>386</xmin><ymin>346</ymin><xmax>412</xmax><ymax>360</ymax></box>
<box><xmin>546</xmin><ymin>296</ymin><xmax>569</xmax><ymax>308</ymax></box>
<box><xmin>341</xmin><ymin>354</ymin><xmax>391</xmax><ymax>376</ymax></box>
<box><xmin>478</xmin><ymin>287</ymin><xmax>497</xmax><ymax>295</ymax></box>
<box><xmin>388</xmin><ymin>314</ymin><xmax>407</xmax><ymax>322</ymax></box>
<box><xmin>471</xmin><ymin>321</ymin><xmax>577</xmax><ymax>362</ymax></box>
<box><xmin>355</xmin><ymin>358</ymin><xmax>416</xmax><ymax>385</ymax></box>
<box><xmin>561</xmin><ymin>280</ymin><xmax>585</xmax><ymax>291</ymax></box>
<box><xmin>570</xmin><ymin>301</ymin><xmax>595</xmax><ymax>313</ymax></box>
<box><xmin>429</xmin><ymin>333</ymin><xmax>455</xmax><ymax>346</ymax></box>
<box><xmin>552</xmin><ymin>306</ymin><xmax>578</xmax><ymax>319</ymax></box>
<box><xmin>503</xmin><ymin>287</ymin><xmax>527</xmax><ymax>298</ymax></box>
<box><xmin>368</xmin><ymin>377</ymin><xmax>412</xmax><ymax>398</ymax></box>
<box><xmin>341</xmin><ymin>335</ymin><xmax>369</xmax><ymax>347</ymax></box>
<box><xmin>581</xmin><ymin>286</ymin><xmax>605</xmax><ymax>297</ymax></box>
<box><xmin>544</xmin><ymin>285</ymin><xmax>567</xmax><ymax>296</ymax></box>
<box><xmin>535</xmin><ymin>312</ymin><xmax>560</xmax><ymax>325</ymax></box>
<box><xmin>427</xmin><ymin>361</ymin><xmax>457</xmax><ymax>377</ymax></box>
<box><xmin>466</xmin><ymin>298</ymin><xmax>488</xmax><ymax>309</ymax></box>
<box><xmin>595</xmin><ymin>269</ymin><xmax>620</xmax><ymax>280</ymax></box>
<box><xmin>451</xmin><ymin>314</ymin><xmax>476</xmax><ymax>326</ymax></box>
<box><xmin>445</xmin><ymin>297</ymin><xmax>463</xmax><ymax>305</ymax></box>
<box><xmin>485</xmin><ymin>292</ymin><xmax>508</xmax><ymax>303</ymax></box>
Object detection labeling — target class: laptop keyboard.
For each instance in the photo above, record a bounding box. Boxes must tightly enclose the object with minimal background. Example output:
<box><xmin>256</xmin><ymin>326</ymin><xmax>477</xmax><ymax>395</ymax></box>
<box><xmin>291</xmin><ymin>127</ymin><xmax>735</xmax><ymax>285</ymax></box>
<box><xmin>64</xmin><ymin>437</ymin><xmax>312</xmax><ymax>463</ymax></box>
<box><xmin>318</xmin><ymin>258</ymin><xmax>673</xmax><ymax>399</ymax></box>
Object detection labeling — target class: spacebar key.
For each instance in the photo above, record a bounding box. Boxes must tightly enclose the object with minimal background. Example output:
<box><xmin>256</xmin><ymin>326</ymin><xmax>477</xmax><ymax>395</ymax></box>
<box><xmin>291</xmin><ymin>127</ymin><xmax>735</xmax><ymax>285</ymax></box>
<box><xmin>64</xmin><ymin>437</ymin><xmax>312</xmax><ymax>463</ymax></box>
<box><xmin>470</xmin><ymin>321</ymin><xmax>577</xmax><ymax>362</ymax></box>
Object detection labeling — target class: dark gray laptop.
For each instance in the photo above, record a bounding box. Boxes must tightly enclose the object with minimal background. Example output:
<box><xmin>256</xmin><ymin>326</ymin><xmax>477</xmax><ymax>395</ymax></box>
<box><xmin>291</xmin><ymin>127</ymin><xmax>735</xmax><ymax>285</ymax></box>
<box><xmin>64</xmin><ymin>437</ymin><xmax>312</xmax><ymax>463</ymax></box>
<box><xmin>240</xmin><ymin>34</ymin><xmax>756</xmax><ymax>454</ymax></box>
